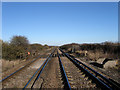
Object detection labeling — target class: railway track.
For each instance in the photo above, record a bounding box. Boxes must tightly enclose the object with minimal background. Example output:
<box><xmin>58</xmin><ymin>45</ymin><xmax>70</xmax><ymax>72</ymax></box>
<box><xmin>59</xmin><ymin>48</ymin><xmax>120</xmax><ymax>89</ymax></box>
<box><xmin>1</xmin><ymin>48</ymin><xmax>55</xmax><ymax>88</ymax></box>
<box><xmin>23</xmin><ymin>49</ymin><xmax>56</xmax><ymax>89</ymax></box>
<box><xmin>23</xmin><ymin>48</ymin><xmax>111</xmax><ymax>89</ymax></box>
<box><xmin>23</xmin><ymin>49</ymin><xmax>71</xmax><ymax>89</ymax></box>
<box><xmin>58</xmin><ymin>51</ymin><xmax>96</xmax><ymax>89</ymax></box>
<box><xmin>1</xmin><ymin>48</ymin><xmax>120</xmax><ymax>89</ymax></box>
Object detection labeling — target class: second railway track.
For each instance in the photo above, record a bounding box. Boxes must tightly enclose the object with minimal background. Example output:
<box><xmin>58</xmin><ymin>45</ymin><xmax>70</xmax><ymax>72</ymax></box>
<box><xmin>59</xmin><ymin>48</ymin><xmax>120</xmax><ymax>89</ymax></box>
<box><xmin>58</xmin><ymin>51</ymin><xmax>97</xmax><ymax>89</ymax></box>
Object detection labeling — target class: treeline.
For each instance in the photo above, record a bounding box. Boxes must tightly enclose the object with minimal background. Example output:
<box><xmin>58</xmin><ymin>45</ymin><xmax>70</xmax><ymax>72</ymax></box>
<box><xmin>2</xmin><ymin>35</ymin><xmax>50</xmax><ymax>60</ymax></box>
<box><xmin>60</xmin><ymin>42</ymin><xmax>120</xmax><ymax>59</ymax></box>
<box><xmin>60</xmin><ymin>43</ymin><xmax>79</xmax><ymax>50</ymax></box>
<box><xmin>81</xmin><ymin>42</ymin><xmax>119</xmax><ymax>54</ymax></box>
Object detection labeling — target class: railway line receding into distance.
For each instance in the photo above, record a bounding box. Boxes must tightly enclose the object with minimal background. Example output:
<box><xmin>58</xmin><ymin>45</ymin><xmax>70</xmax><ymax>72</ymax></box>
<box><xmin>1</xmin><ymin>48</ymin><xmax>120</xmax><ymax>89</ymax></box>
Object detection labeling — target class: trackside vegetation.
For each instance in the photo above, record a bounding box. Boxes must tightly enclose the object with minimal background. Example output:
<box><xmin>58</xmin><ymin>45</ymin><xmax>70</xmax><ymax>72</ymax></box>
<box><xmin>60</xmin><ymin>42</ymin><xmax>120</xmax><ymax>59</ymax></box>
<box><xmin>2</xmin><ymin>35</ymin><xmax>49</xmax><ymax>60</ymax></box>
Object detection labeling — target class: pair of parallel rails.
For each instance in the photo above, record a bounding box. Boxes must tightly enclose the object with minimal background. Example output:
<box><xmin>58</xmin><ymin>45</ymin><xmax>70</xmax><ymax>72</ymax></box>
<box><xmin>1</xmin><ymin>49</ymin><xmax>55</xmax><ymax>88</ymax></box>
<box><xmin>59</xmin><ymin>48</ymin><xmax>120</xmax><ymax>90</ymax></box>
<box><xmin>1</xmin><ymin>48</ymin><xmax>120</xmax><ymax>90</ymax></box>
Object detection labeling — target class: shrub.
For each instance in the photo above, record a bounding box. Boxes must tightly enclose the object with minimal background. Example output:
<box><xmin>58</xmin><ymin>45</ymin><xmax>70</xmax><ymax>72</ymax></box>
<box><xmin>2</xmin><ymin>35</ymin><xmax>29</xmax><ymax>60</ymax></box>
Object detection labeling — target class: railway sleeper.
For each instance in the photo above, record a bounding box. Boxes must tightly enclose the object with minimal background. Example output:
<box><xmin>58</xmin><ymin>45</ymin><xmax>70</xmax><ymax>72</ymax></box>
<box><xmin>69</xmin><ymin>54</ymin><xmax>120</xmax><ymax>89</ymax></box>
<box><xmin>59</xmin><ymin>49</ymin><xmax>111</xmax><ymax>89</ymax></box>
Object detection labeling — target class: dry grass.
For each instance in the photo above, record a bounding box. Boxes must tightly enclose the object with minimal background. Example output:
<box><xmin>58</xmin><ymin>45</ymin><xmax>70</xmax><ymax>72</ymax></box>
<box><xmin>75</xmin><ymin>50</ymin><xmax>107</xmax><ymax>61</ymax></box>
<box><xmin>1</xmin><ymin>59</ymin><xmax>25</xmax><ymax>72</ymax></box>
<box><xmin>87</xmin><ymin>50</ymin><xmax>119</xmax><ymax>61</ymax></box>
<box><xmin>87</xmin><ymin>51</ymin><xmax>106</xmax><ymax>61</ymax></box>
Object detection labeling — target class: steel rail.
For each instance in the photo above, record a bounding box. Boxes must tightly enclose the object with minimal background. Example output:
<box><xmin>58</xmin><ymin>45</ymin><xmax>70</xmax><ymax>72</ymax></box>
<box><xmin>57</xmin><ymin>51</ymin><xmax>71</xmax><ymax>90</ymax></box>
<box><xmin>69</xmin><ymin>54</ymin><xmax>120</xmax><ymax>89</ymax></box>
<box><xmin>23</xmin><ymin>49</ymin><xmax>55</xmax><ymax>89</ymax></box>
<box><xmin>65</xmin><ymin>51</ymin><xmax>120</xmax><ymax>89</ymax></box>
<box><xmin>23</xmin><ymin>56</ymin><xmax>49</xmax><ymax>89</ymax></box>
<box><xmin>0</xmin><ymin>55</ymin><xmax>41</xmax><ymax>82</ymax></box>
<box><xmin>59</xmin><ymin>48</ymin><xmax>112</xmax><ymax>89</ymax></box>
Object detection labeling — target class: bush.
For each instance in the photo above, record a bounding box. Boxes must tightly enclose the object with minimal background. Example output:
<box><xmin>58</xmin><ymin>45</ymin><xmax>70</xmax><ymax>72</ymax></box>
<box><xmin>60</xmin><ymin>42</ymin><xmax>120</xmax><ymax>59</ymax></box>
<box><xmin>10</xmin><ymin>35</ymin><xmax>29</xmax><ymax>47</ymax></box>
<box><xmin>2</xmin><ymin>35</ymin><xmax>29</xmax><ymax>60</ymax></box>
